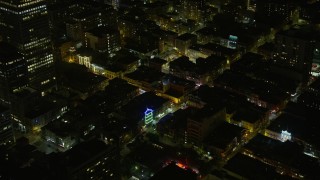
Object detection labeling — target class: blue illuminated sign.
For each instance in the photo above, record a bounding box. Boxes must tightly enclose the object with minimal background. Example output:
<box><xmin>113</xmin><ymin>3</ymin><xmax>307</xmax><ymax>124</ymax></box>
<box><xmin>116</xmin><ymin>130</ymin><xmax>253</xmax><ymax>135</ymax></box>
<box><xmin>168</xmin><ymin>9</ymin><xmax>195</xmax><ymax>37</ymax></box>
<box><xmin>144</xmin><ymin>108</ymin><xmax>154</xmax><ymax>125</ymax></box>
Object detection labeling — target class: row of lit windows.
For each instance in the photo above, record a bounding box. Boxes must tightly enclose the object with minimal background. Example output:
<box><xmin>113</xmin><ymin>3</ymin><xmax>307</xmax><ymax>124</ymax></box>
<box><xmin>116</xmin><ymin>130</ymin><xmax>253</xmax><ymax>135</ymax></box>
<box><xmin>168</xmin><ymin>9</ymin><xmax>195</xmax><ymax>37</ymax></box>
<box><xmin>27</xmin><ymin>56</ymin><xmax>53</xmax><ymax>71</ymax></box>
<box><xmin>28</xmin><ymin>55</ymin><xmax>53</xmax><ymax>66</ymax></box>
<box><xmin>0</xmin><ymin>125</ymin><xmax>11</xmax><ymax>132</ymax></box>
<box><xmin>0</xmin><ymin>7</ymin><xmax>19</xmax><ymax>14</ymax></box>
<box><xmin>0</xmin><ymin>1</ymin><xmax>19</xmax><ymax>9</ymax></box>
<box><xmin>23</xmin><ymin>12</ymin><xmax>47</xmax><ymax>21</ymax></box>
<box><xmin>3</xmin><ymin>58</ymin><xmax>24</xmax><ymax>65</ymax></box>
<box><xmin>28</xmin><ymin>64</ymin><xmax>52</xmax><ymax>73</ymax></box>
<box><xmin>24</xmin><ymin>8</ymin><xmax>47</xmax><ymax>16</ymax></box>
<box><xmin>18</xmin><ymin>0</ymin><xmax>43</xmax><ymax>8</ymax></box>
<box><xmin>0</xmin><ymin>4</ymin><xmax>46</xmax><ymax>16</ymax></box>
<box><xmin>21</xmin><ymin>5</ymin><xmax>46</xmax><ymax>14</ymax></box>
<box><xmin>24</xmin><ymin>38</ymin><xmax>49</xmax><ymax>50</ymax></box>
<box><xmin>41</xmin><ymin>79</ymin><xmax>50</xmax><ymax>85</ymax></box>
<box><xmin>0</xmin><ymin>21</ymin><xmax>14</xmax><ymax>29</ymax></box>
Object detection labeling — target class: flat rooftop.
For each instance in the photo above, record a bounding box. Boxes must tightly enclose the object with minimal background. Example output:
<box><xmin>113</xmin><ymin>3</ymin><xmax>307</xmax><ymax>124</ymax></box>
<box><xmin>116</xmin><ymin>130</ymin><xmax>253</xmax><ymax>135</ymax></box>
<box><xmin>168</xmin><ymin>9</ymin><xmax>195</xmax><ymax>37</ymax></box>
<box><xmin>224</xmin><ymin>154</ymin><xmax>294</xmax><ymax>180</ymax></box>
<box><xmin>204</xmin><ymin>121</ymin><xmax>244</xmax><ymax>150</ymax></box>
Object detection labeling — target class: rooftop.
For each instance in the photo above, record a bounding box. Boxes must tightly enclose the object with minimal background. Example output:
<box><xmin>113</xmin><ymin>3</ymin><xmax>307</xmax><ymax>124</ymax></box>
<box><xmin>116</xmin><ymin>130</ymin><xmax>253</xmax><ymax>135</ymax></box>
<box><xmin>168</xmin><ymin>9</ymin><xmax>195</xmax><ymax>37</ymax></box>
<box><xmin>167</xmin><ymin>75</ymin><xmax>195</xmax><ymax>88</ymax></box>
<box><xmin>150</xmin><ymin>162</ymin><xmax>197</xmax><ymax>180</ymax></box>
<box><xmin>125</xmin><ymin>66</ymin><xmax>164</xmax><ymax>84</ymax></box>
<box><xmin>158</xmin><ymin>108</ymin><xmax>192</xmax><ymax>130</ymax></box>
<box><xmin>204</xmin><ymin>122</ymin><xmax>244</xmax><ymax>149</ymax></box>
<box><xmin>62</xmin><ymin>140</ymin><xmax>113</xmax><ymax>169</ymax></box>
<box><xmin>277</xmin><ymin>26</ymin><xmax>320</xmax><ymax>41</ymax></box>
<box><xmin>196</xmin><ymin>27</ymin><xmax>216</xmax><ymax>36</ymax></box>
<box><xmin>117</xmin><ymin>56</ymin><xmax>140</xmax><ymax>65</ymax></box>
<box><xmin>189</xmin><ymin>103</ymin><xmax>225</xmax><ymax>122</ymax></box>
<box><xmin>58</xmin><ymin>62</ymin><xmax>108</xmax><ymax>93</ymax></box>
<box><xmin>245</xmin><ymin>134</ymin><xmax>320</xmax><ymax>178</ymax></box>
<box><xmin>176</xmin><ymin>33</ymin><xmax>197</xmax><ymax>41</ymax></box>
<box><xmin>24</xmin><ymin>101</ymin><xmax>56</xmax><ymax>119</ymax></box>
<box><xmin>149</xmin><ymin>57</ymin><xmax>167</xmax><ymax>65</ymax></box>
<box><xmin>214</xmin><ymin>70</ymin><xmax>289</xmax><ymax>104</ymax></box>
<box><xmin>224</xmin><ymin>154</ymin><xmax>294</xmax><ymax>180</ymax></box>
<box><xmin>268</xmin><ymin>103</ymin><xmax>320</xmax><ymax>149</ymax></box>
<box><xmin>73</xmin><ymin>10</ymin><xmax>99</xmax><ymax>20</ymax></box>
<box><xmin>202</xmin><ymin>43</ymin><xmax>238</xmax><ymax>56</ymax></box>
<box><xmin>169</xmin><ymin>56</ymin><xmax>196</xmax><ymax>72</ymax></box>
<box><xmin>86</xmin><ymin>26</ymin><xmax>119</xmax><ymax>37</ymax></box>
<box><xmin>232</xmin><ymin>107</ymin><xmax>266</xmax><ymax>124</ymax></box>
<box><xmin>76</xmin><ymin>47</ymin><xmax>95</xmax><ymax>57</ymax></box>
<box><xmin>44</xmin><ymin>118</ymin><xmax>74</xmax><ymax>138</ymax></box>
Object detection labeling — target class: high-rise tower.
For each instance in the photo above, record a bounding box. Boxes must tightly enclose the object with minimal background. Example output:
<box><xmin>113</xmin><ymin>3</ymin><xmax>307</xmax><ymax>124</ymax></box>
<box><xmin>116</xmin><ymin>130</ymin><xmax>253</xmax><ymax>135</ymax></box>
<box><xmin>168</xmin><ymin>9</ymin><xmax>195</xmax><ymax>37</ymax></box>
<box><xmin>0</xmin><ymin>42</ymin><xmax>28</xmax><ymax>105</ymax></box>
<box><xmin>0</xmin><ymin>0</ymin><xmax>56</xmax><ymax>93</ymax></box>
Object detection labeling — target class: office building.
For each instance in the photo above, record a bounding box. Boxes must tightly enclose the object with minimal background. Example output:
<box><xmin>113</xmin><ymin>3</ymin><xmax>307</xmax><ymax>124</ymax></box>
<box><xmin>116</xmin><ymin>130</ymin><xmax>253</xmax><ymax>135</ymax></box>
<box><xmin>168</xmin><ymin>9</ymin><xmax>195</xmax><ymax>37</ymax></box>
<box><xmin>55</xmin><ymin>139</ymin><xmax>119</xmax><ymax>179</ymax></box>
<box><xmin>256</xmin><ymin>0</ymin><xmax>298</xmax><ymax>22</ymax></box>
<box><xmin>0</xmin><ymin>42</ymin><xmax>28</xmax><ymax>105</ymax></box>
<box><xmin>66</xmin><ymin>10</ymin><xmax>105</xmax><ymax>42</ymax></box>
<box><xmin>0</xmin><ymin>0</ymin><xmax>56</xmax><ymax>92</ymax></box>
<box><xmin>85</xmin><ymin>26</ymin><xmax>120</xmax><ymax>56</ymax></box>
<box><xmin>272</xmin><ymin>28</ymin><xmax>317</xmax><ymax>82</ymax></box>
<box><xmin>187</xmin><ymin>104</ymin><xmax>226</xmax><ymax>144</ymax></box>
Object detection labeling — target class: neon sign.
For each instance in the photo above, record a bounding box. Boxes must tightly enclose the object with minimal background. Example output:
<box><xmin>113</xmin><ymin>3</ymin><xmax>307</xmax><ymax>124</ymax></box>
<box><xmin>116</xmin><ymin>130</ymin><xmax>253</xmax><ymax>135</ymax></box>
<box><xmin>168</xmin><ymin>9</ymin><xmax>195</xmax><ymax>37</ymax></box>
<box><xmin>144</xmin><ymin>108</ymin><xmax>154</xmax><ymax>125</ymax></box>
<box><xmin>228</xmin><ymin>35</ymin><xmax>238</xmax><ymax>49</ymax></box>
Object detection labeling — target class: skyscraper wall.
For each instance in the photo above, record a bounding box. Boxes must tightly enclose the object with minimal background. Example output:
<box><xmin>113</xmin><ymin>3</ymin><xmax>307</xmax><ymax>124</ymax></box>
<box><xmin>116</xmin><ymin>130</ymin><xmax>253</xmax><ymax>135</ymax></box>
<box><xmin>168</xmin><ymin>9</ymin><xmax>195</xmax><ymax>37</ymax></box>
<box><xmin>0</xmin><ymin>42</ymin><xmax>28</xmax><ymax>105</ymax></box>
<box><xmin>0</xmin><ymin>0</ymin><xmax>56</xmax><ymax>92</ymax></box>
